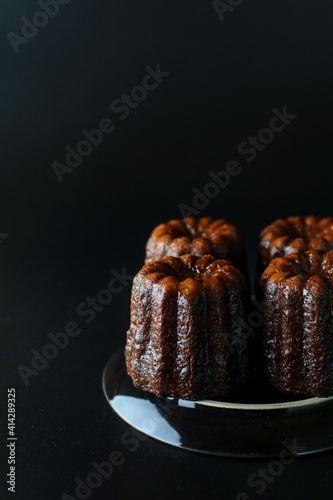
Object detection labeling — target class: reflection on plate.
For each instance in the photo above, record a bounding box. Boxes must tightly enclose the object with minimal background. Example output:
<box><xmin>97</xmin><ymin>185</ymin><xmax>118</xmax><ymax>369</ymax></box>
<box><xmin>102</xmin><ymin>350</ymin><xmax>333</xmax><ymax>458</ymax></box>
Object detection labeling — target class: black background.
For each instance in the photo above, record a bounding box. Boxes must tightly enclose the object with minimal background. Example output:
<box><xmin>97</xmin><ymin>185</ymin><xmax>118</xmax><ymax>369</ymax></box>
<box><xmin>1</xmin><ymin>1</ymin><xmax>333</xmax><ymax>499</ymax></box>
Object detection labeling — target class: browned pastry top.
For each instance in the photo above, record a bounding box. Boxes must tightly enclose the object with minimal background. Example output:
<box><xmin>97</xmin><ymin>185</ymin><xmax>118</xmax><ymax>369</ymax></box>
<box><xmin>145</xmin><ymin>217</ymin><xmax>244</xmax><ymax>265</ymax></box>
<box><xmin>139</xmin><ymin>253</ymin><xmax>244</xmax><ymax>289</ymax></box>
<box><xmin>259</xmin><ymin>216</ymin><xmax>333</xmax><ymax>269</ymax></box>
<box><xmin>260</xmin><ymin>249</ymin><xmax>333</xmax><ymax>287</ymax></box>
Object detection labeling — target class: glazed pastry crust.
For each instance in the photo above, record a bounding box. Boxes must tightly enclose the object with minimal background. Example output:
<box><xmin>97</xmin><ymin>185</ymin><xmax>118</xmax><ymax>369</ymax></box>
<box><xmin>125</xmin><ymin>254</ymin><xmax>249</xmax><ymax>400</ymax></box>
<box><xmin>260</xmin><ymin>250</ymin><xmax>333</xmax><ymax>397</ymax></box>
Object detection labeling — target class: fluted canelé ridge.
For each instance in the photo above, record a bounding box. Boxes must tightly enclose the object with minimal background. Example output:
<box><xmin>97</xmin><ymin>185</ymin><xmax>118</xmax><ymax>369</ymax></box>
<box><xmin>259</xmin><ymin>216</ymin><xmax>333</xmax><ymax>271</ymax></box>
<box><xmin>145</xmin><ymin>217</ymin><xmax>246</xmax><ymax>273</ymax></box>
<box><xmin>125</xmin><ymin>254</ymin><xmax>250</xmax><ymax>400</ymax></box>
<box><xmin>260</xmin><ymin>250</ymin><xmax>333</xmax><ymax>397</ymax></box>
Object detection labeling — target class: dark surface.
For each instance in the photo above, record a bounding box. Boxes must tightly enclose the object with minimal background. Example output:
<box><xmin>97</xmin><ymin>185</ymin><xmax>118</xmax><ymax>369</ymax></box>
<box><xmin>1</xmin><ymin>1</ymin><xmax>333</xmax><ymax>499</ymax></box>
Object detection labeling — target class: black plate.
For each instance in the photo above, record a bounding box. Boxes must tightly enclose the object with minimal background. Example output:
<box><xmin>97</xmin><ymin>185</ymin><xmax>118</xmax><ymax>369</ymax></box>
<box><xmin>102</xmin><ymin>350</ymin><xmax>333</xmax><ymax>458</ymax></box>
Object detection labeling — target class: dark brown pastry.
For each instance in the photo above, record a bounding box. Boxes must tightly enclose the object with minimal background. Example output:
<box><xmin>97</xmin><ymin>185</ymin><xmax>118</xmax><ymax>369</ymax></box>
<box><xmin>125</xmin><ymin>254</ymin><xmax>250</xmax><ymax>400</ymax></box>
<box><xmin>258</xmin><ymin>216</ymin><xmax>333</xmax><ymax>272</ymax></box>
<box><xmin>145</xmin><ymin>217</ymin><xmax>246</xmax><ymax>273</ymax></box>
<box><xmin>260</xmin><ymin>250</ymin><xmax>333</xmax><ymax>397</ymax></box>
